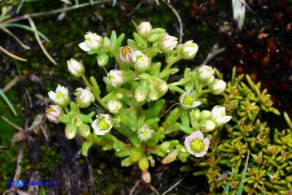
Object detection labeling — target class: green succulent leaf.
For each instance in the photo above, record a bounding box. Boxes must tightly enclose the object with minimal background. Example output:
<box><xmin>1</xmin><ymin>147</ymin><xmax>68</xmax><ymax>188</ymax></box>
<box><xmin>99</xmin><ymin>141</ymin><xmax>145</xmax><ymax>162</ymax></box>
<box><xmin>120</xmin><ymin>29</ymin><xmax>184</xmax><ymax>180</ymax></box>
<box><xmin>81</xmin><ymin>140</ymin><xmax>93</xmax><ymax>156</ymax></box>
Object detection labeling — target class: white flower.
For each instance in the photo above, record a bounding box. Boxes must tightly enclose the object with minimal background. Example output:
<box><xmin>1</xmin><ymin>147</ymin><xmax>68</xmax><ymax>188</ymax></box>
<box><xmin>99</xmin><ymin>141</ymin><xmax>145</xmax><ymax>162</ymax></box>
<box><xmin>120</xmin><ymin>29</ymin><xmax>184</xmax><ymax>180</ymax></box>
<box><xmin>108</xmin><ymin>100</ymin><xmax>122</xmax><ymax>113</ymax></box>
<box><xmin>232</xmin><ymin>0</ymin><xmax>246</xmax><ymax>30</ymax></box>
<box><xmin>197</xmin><ymin>65</ymin><xmax>214</xmax><ymax>82</ymax></box>
<box><xmin>137</xmin><ymin>21</ymin><xmax>152</xmax><ymax>35</ymax></box>
<box><xmin>65</xmin><ymin>123</ymin><xmax>77</xmax><ymax>139</ymax></box>
<box><xmin>181</xmin><ymin>40</ymin><xmax>199</xmax><ymax>59</ymax></box>
<box><xmin>108</xmin><ymin>69</ymin><xmax>124</xmax><ymax>87</ymax></box>
<box><xmin>184</xmin><ymin>130</ymin><xmax>210</xmax><ymax>157</ymax></box>
<box><xmin>134</xmin><ymin>51</ymin><xmax>151</xmax><ymax>72</ymax></box>
<box><xmin>119</xmin><ymin>46</ymin><xmax>136</xmax><ymax>63</ymax></box>
<box><xmin>67</xmin><ymin>58</ymin><xmax>84</xmax><ymax>77</ymax></box>
<box><xmin>179</xmin><ymin>90</ymin><xmax>201</xmax><ymax>109</ymax></box>
<box><xmin>46</xmin><ymin>105</ymin><xmax>63</xmax><ymax>123</ymax></box>
<box><xmin>91</xmin><ymin>114</ymin><xmax>112</xmax><ymax>135</ymax></box>
<box><xmin>137</xmin><ymin>125</ymin><xmax>153</xmax><ymax>141</ymax></box>
<box><xmin>74</xmin><ymin>87</ymin><xmax>95</xmax><ymax>108</ymax></box>
<box><xmin>158</xmin><ymin>35</ymin><xmax>178</xmax><ymax>52</ymax></box>
<box><xmin>210</xmin><ymin>79</ymin><xmax>227</xmax><ymax>95</ymax></box>
<box><xmin>48</xmin><ymin>85</ymin><xmax>70</xmax><ymax>107</ymax></box>
<box><xmin>211</xmin><ymin>106</ymin><xmax>232</xmax><ymax>126</ymax></box>
<box><xmin>79</xmin><ymin>32</ymin><xmax>103</xmax><ymax>52</ymax></box>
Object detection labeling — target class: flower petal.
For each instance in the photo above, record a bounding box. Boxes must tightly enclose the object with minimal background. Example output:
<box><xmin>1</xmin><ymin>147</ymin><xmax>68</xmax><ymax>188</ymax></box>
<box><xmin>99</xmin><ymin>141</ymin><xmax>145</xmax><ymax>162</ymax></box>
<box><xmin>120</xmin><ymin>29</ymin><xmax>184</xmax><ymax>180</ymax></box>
<box><xmin>79</xmin><ymin>42</ymin><xmax>91</xmax><ymax>52</ymax></box>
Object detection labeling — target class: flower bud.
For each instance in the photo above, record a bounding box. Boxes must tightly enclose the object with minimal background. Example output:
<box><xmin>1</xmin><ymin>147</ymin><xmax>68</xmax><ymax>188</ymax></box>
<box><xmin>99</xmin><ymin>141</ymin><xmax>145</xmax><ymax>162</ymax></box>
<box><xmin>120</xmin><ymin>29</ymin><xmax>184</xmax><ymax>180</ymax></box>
<box><xmin>162</xmin><ymin>149</ymin><xmax>179</xmax><ymax>164</ymax></box>
<box><xmin>190</xmin><ymin>109</ymin><xmax>201</xmax><ymax>121</ymax></box>
<box><xmin>200</xmin><ymin>119</ymin><xmax>216</xmax><ymax>132</ymax></box>
<box><xmin>148</xmin><ymin>84</ymin><xmax>160</xmax><ymax>101</ymax></box>
<box><xmin>134</xmin><ymin>51</ymin><xmax>151</xmax><ymax>72</ymax></box>
<box><xmin>210</xmin><ymin>79</ymin><xmax>227</xmax><ymax>95</ymax></box>
<box><xmin>197</xmin><ymin>65</ymin><xmax>214</xmax><ymax>82</ymax></box>
<box><xmin>199</xmin><ymin>110</ymin><xmax>211</xmax><ymax>120</ymax></box>
<box><xmin>158</xmin><ymin>34</ymin><xmax>178</xmax><ymax>52</ymax></box>
<box><xmin>137</xmin><ymin>125</ymin><xmax>153</xmax><ymax>141</ymax></box>
<box><xmin>79</xmin><ymin>32</ymin><xmax>103</xmax><ymax>52</ymax></box>
<box><xmin>108</xmin><ymin>69</ymin><xmax>124</xmax><ymax>87</ymax></box>
<box><xmin>46</xmin><ymin>105</ymin><xmax>63</xmax><ymax>123</ymax></box>
<box><xmin>138</xmin><ymin>156</ymin><xmax>149</xmax><ymax>172</ymax></box>
<box><xmin>67</xmin><ymin>58</ymin><xmax>85</xmax><ymax>77</ymax></box>
<box><xmin>156</xmin><ymin>81</ymin><xmax>168</xmax><ymax>96</ymax></box>
<box><xmin>91</xmin><ymin>114</ymin><xmax>112</xmax><ymax>135</ymax></box>
<box><xmin>135</xmin><ymin>85</ymin><xmax>148</xmax><ymax>102</ymax></box>
<box><xmin>107</xmin><ymin>100</ymin><xmax>122</xmax><ymax>113</ymax></box>
<box><xmin>119</xmin><ymin>46</ymin><xmax>136</xmax><ymax>63</ymax></box>
<box><xmin>97</xmin><ymin>53</ymin><xmax>109</xmax><ymax>66</ymax></box>
<box><xmin>181</xmin><ymin>40</ymin><xmax>199</xmax><ymax>59</ymax></box>
<box><xmin>65</xmin><ymin>123</ymin><xmax>77</xmax><ymax>139</ymax></box>
<box><xmin>79</xmin><ymin>123</ymin><xmax>90</xmax><ymax>137</ymax></box>
<box><xmin>137</xmin><ymin>21</ymin><xmax>152</xmax><ymax>36</ymax></box>
<box><xmin>48</xmin><ymin>85</ymin><xmax>70</xmax><ymax>107</ymax></box>
<box><xmin>75</xmin><ymin>87</ymin><xmax>95</xmax><ymax>108</ymax></box>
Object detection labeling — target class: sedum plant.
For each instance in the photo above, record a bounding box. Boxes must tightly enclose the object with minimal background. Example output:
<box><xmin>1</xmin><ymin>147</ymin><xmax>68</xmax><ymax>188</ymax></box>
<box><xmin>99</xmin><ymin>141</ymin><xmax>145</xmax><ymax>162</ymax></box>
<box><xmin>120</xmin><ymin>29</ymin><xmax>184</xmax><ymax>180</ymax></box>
<box><xmin>196</xmin><ymin>68</ymin><xmax>292</xmax><ymax>194</ymax></box>
<box><xmin>46</xmin><ymin>21</ymin><xmax>231</xmax><ymax>183</ymax></box>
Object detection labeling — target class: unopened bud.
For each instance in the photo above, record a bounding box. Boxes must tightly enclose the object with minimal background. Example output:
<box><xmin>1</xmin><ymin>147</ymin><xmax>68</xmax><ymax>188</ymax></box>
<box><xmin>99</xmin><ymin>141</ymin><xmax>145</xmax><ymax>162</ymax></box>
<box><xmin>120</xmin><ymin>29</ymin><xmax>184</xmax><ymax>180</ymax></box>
<box><xmin>67</xmin><ymin>58</ymin><xmax>85</xmax><ymax>77</ymax></box>
<box><xmin>137</xmin><ymin>21</ymin><xmax>152</xmax><ymax>36</ymax></box>
<box><xmin>65</xmin><ymin>123</ymin><xmax>77</xmax><ymax>139</ymax></box>
<box><xmin>210</xmin><ymin>79</ymin><xmax>227</xmax><ymax>95</ymax></box>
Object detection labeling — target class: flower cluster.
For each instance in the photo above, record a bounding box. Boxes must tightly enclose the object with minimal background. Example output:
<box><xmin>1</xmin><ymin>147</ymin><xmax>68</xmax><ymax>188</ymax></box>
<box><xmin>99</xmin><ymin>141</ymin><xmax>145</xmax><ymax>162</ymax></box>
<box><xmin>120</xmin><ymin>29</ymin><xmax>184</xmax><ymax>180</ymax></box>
<box><xmin>46</xmin><ymin>21</ymin><xmax>231</xmax><ymax>183</ymax></box>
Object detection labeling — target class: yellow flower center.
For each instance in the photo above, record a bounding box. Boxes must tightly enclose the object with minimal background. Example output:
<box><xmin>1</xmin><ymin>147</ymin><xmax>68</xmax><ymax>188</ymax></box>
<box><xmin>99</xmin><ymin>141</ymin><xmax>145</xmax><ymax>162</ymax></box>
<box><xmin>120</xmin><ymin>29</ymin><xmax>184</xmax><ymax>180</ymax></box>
<box><xmin>121</xmin><ymin>47</ymin><xmax>131</xmax><ymax>58</ymax></box>
<box><xmin>98</xmin><ymin>116</ymin><xmax>110</xmax><ymax>130</ymax></box>
<box><xmin>183</xmin><ymin>95</ymin><xmax>194</xmax><ymax>105</ymax></box>
<box><xmin>190</xmin><ymin>138</ymin><xmax>205</xmax><ymax>153</ymax></box>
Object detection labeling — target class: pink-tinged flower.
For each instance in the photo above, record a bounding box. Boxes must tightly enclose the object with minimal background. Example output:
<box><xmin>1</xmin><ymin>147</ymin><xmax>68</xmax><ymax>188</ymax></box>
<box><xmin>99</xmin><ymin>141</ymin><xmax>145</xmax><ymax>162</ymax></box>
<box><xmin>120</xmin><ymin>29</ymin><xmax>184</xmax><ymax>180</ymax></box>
<box><xmin>74</xmin><ymin>87</ymin><xmax>95</xmax><ymax>108</ymax></box>
<box><xmin>210</xmin><ymin>79</ymin><xmax>227</xmax><ymax>95</ymax></box>
<box><xmin>197</xmin><ymin>65</ymin><xmax>214</xmax><ymax>82</ymax></box>
<box><xmin>119</xmin><ymin>46</ymin><xmax>136</xmax><ymax>63</ymax></box>
<box><xmin>158</xmin><ymin>35</ymin><xmax>178</xmax><ymax>52</ymax></box>
<box><xmin>211</xmin><ymin>106</ymin><xmax>232</xmax><ymax>126</ymax></box>
<box><xmin>181</xmin><ymin>40</ymin><xmax>199</xmax><ymax>59</ymax></box>
<box><xmin>48</xmin><ymin>85</ymin><xmax>70</xmax><ymax>107</ymax></box>
<box><xmin>134</xmin><ymin>51</ymin><xmax>151</xmax><ymax>72</ymax></box>
<box><xmin>179</xmin><ymin>90</ymin><xmax>201</xmax><ymax>109</ymax></box>
<box><xmin>137</xmin><ymin>21</ymin><xmax>152</xmax><ymax>36</ymax></box>
<box><xmin>67</xmin><ymin>58</ymin><xmax>85</xmax><ymax>77</ymax></box>
<box><xmin>46</xmin><ymin>105</ymin><xmax>63</xmax><ymax>123</ymax></box>
<box><xmin>79</xmin><ymin>32</ymin><xmax>103</xmax><ymax>52</ymax></box>
<box><xmin>184</xmin><ymin>130</ymin><xmax>210</xmax><ymax>157</ymax></box>
<box><xmin>108</xmin><ymin>69</ymin><xmax>124</xmax><ymax>87</ymax></box>
<box><xmin>91</xmin><ymin>114</ymin><xmax>112</xmax><ymax>135</ymax></box>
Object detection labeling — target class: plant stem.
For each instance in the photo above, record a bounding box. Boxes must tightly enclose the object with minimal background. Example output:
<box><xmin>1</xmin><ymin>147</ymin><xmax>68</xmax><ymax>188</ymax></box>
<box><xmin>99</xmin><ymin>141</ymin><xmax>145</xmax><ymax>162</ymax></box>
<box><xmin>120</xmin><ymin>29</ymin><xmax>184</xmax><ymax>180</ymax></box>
<box><xmin>82</xmin><ymin>75</ymin><xmax>108</xmax><ymax>111</ymax></box>
<box><xmin>160</xmin><ymin>56</ymin><xmax>181</xmax><ymax>78</ymax></box>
